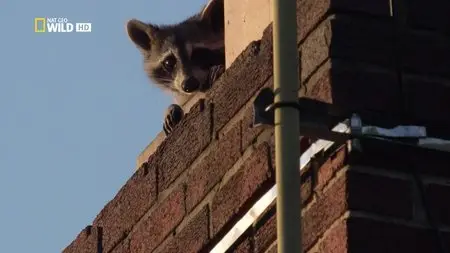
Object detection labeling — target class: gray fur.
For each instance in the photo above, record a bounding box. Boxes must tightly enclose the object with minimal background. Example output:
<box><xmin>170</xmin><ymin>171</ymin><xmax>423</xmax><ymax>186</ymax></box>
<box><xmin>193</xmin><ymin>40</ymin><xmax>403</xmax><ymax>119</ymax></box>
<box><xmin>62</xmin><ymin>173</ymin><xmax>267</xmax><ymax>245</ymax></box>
<box><xmin>126</xmin><ymin>0</ymin><xmax>224</xmax><ymax>104</ymax></box>
<box><xmin>126</xmin><ymin>0</ymin><xmax>225</xmax><ymax>135</ymax></box>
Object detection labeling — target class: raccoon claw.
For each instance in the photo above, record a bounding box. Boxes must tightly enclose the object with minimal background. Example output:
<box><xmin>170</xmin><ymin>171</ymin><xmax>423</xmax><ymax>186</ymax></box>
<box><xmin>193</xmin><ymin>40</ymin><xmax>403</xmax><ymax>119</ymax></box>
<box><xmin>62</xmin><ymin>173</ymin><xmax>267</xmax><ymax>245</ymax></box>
<box><xmin>209</xmin><ymin>65</ymin><xmax>225</xmax><ymax>84</ymax></box>
<box><xmin>163</xmin><ymin>104</ymin><xmax>184</xmax><ymax>136</ymax></box>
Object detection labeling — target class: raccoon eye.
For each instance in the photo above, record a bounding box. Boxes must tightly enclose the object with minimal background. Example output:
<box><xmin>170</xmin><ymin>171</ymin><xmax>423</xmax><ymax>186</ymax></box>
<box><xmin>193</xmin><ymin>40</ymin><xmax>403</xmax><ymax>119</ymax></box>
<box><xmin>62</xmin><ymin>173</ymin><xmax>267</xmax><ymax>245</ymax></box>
<box><xmin>162</xmin><ymin>55</ymin><xmax>177</xmax><ymax>73</ymax></box>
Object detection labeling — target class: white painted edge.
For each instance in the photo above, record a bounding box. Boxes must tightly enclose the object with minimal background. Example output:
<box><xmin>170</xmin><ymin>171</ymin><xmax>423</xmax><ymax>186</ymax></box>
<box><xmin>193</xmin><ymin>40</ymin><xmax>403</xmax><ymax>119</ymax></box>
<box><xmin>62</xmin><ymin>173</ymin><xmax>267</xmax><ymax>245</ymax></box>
<box><xmin>210</xmin><ymin>185</ymin><xmax>277</xmax><ymax>253</ymax></box>
<box><xmin>210</xmin><ymin>121</ymin><xmax>351</xmax><ymax>253</ymax></box>
<box><xmin>300</xmin><ymin>121</ymin><xmax>350</xmax><ymax>169</ymax></box>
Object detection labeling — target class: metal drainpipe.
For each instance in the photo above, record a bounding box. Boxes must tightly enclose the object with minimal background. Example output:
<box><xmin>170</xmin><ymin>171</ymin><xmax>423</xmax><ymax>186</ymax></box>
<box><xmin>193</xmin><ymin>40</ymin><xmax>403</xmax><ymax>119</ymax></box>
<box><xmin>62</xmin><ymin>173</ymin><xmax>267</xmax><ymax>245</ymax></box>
<box><xmin>271</xmin><ymin>0</ymin><xmax>302</xmax><ymax>252</ymax></box>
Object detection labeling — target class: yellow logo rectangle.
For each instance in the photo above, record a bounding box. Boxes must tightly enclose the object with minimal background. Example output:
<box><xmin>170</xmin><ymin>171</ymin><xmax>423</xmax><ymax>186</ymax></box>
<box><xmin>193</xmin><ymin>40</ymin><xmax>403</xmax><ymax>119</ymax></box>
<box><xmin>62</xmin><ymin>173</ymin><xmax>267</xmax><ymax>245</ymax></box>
<box><xmin>34</xmin><ymin>18</ymin><xmax>46</xmax><ymax>32</ymax></box>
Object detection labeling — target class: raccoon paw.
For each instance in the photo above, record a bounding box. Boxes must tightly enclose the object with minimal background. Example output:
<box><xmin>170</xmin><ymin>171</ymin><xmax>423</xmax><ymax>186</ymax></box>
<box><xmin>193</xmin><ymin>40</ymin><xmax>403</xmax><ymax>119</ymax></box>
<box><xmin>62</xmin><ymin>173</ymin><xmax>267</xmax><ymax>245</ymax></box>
<box><xmin>209</xmin><ymin>65</ymin><xmax>225</xmax><ymax>84</ymax></box>
<box><xmin>163</xmin><ymin>104</ymin><xmax>184</xmax><ymax>136</ymax></box>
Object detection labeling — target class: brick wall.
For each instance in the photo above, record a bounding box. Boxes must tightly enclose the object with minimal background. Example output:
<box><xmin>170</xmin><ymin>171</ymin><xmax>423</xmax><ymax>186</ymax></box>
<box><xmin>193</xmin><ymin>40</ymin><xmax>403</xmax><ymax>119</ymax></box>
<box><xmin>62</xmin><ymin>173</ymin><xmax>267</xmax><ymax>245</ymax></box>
<box><xmin>63</xmin><ymin>0</ymin><xmax>450</xmax><ymax>252</ymax></box>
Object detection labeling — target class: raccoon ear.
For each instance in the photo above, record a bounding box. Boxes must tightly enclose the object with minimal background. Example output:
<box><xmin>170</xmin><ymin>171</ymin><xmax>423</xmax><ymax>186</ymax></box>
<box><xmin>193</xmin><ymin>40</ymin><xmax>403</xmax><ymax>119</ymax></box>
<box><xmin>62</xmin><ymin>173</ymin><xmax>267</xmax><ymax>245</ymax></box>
<box><xmin>126</xmin><ymin>19</ymin><xmax>158</xmax><ymax>51</ymax></box>
<box><xmin>200</xmin><ymin>0</ymin><xmax>224</xmax><ymax>34</ymax></box>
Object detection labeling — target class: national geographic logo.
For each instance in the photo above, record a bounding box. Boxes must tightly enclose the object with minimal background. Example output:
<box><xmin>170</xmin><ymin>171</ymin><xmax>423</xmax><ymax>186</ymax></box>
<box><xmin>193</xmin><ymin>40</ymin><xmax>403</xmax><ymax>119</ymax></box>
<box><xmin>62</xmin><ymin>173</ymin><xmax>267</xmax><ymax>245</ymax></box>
<box><xmin>34</xmin><ymin>18</ymin><xmax>46</xmax><ymax>32</ymax></box>
<box><xmin>34</xmin><ymin>17</ymin><xmax>92</xmax><ymax>33</ymax></box>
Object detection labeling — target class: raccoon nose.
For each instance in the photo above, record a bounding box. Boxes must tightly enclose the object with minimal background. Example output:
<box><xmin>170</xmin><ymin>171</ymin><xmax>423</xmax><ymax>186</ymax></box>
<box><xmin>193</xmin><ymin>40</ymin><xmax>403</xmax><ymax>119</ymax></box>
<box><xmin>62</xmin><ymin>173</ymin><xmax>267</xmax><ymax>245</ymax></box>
<box><xmin>182</xmin><ymin>77</ymin><xmax>200</xmax><ymax>93</ymax></box>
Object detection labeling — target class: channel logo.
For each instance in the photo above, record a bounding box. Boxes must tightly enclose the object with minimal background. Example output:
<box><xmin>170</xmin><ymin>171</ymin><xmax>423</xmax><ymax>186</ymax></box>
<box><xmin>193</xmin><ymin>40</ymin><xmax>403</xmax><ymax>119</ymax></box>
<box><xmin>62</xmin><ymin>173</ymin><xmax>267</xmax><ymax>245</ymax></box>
<box><xmin>34</xmin><ymin>17</ymin><xmax>92</xmax><ymax>33</ymax></box>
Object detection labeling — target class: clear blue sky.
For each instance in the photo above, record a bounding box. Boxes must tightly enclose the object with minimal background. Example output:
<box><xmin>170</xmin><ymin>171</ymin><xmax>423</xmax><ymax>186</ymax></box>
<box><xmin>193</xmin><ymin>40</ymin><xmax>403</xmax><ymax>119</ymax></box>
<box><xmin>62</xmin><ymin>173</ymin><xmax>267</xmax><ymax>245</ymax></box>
<box><xmin>0</xmin><ymin>0</ymin><xmax>207</xmax><ymax>252</ymax></box>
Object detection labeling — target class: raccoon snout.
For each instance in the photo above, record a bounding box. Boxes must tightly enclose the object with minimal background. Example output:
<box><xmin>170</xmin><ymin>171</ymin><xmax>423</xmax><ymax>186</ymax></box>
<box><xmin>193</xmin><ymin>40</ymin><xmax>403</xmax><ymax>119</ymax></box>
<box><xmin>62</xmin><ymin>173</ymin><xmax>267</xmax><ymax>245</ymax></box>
<box><xmin>182</xmin><ymin>77</ymin><xmax>200</xmax><ymax>93</ymax></box>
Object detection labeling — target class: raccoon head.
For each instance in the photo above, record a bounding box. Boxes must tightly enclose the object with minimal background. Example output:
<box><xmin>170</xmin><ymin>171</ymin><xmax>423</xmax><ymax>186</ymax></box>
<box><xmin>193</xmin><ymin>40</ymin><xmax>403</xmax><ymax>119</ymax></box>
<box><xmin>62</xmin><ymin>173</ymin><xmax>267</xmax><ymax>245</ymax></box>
<box><xmin>126</xmin><ymin>0</ymin><xmax>224</xmax><ymax>99</ymax></box>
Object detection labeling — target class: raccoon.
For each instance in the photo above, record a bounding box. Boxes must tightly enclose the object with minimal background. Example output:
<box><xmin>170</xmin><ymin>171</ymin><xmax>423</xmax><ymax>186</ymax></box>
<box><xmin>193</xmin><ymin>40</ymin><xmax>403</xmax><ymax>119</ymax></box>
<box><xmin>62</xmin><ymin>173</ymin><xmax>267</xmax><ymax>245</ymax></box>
<box><xmin>126</xmin><ymin>0</ymin><xmax>225</xmax><ymax>135</ymax></box>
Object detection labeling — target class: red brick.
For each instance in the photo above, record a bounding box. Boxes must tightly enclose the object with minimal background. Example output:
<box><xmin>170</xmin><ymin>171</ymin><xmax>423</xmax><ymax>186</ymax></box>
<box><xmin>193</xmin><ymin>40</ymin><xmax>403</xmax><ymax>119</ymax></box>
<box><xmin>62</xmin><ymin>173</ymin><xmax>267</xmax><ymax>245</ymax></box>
<box><xmin>228</xmin><ymin>229</ymin><xmax>254</xmax><ymax>253</ymax></box>
<box><xmin>401</xmin><ymin>31</ymin><xmax>450</xmax><ymax>78</ymax></box>
<box><xmin>303</xmin><ymin>169</ymin><xmax>413</xmax><ymax>250</ymax></box>
<box><xmin>426</xmin><ymin>183</ymin><xmax>450</xmax><ymax>227</ymax></box>
<box><xmin>349</xmin><ymin>137</ymin><xmax>450</xmax><ymax>178</ymax></box>
<box><xmin>300</xmin><ymin>18</ymin><xmax>332</xmax><ymax>81</ymax></box>
<box><xmin>315</xmin><ymin>219</ymin><xmax>348</xmax><ymax>253</ymax></box>
<box><xmin>301</xmin><ymin>15</ymin><xmax>396</xmax><ymax>81</ymax></box>
<box><xmin>110</xmin><ymin>238</ymin><xmax>130</xmax><ymax>253</ymax></box>
<box><xmin>155</xmin><ymin>100</ymin><xmax>212</xmax><ymax>191</ymax></box>
<box><xmin>348</xmin><ymin>141</ymin><xmax>409</xmax><ymax>172</ymax></box>
<box><xmin>305</xmin><ymin>60</ymin><xmax>401</xmax><ymax>114</ymax></box>
<box><xmin>330</xmin><ymin>60</ymin><xmax>401</xmax><ymax>113</ymax></box>
<box><xmin>301</xmin><ymin>15</ymin><xmax>396</xmax><ymax>85</ymax></box>
<box><xmin>254</xmin><ymin>207</ymin><xmax>277</xmax><ymax>253</ymax></box>
<box><xmin>316</xmin><ymin>216</ymin><xmax>443</xmax><ymax>253</ymax></box>
<box><xmin>347</xmin><ymin>169</ymin><xmax>413</xmax><ymax>219</ymax></box>
<box><xmin>297</xmin><ymin>0</ymin><xmax>392</xmax><ymax>43</ymax></box>
<box><xmin>234</xmin><ymin>239</ymin><xmax>253</xmax><ymax>253</ymax></box>
<box><xmin>185</xmin><ymin>124</ymin><xmax>241</xmax><ymax>211</ymax></box>
<box><xmin>403</xmin><ymin>75</ymin><xmax>450</xmax><ymax>124</ymax></box>
<box><xmin>63</xmin><ymin>226</ymin><xmax>101</xmax><ymax>253</ymax></box>
<box><xmin>410</xmin><ymin>149</ymin><xmax>450</xmax><ymax>178</ymax></box>
<box><xmin>212</xmin><ymin>143</ymin><xmax>274</xmax><ymax>236</ymax></box>
<box><xmin>315</xmin><ymin>145</ymin><xmax>348</xmax><ymax>191</ymax></box>
<box><xmin>297</xmin><ymin>0</ymin><xmax>329</xmax><ymax>42</ymax></box>
<box><xmin>208</xmin><ymin>26</ymin><xmax>273</xmax><ymax>133</ymax></box>
<box><xmin>329</xmin><ymin>16</ymin><xmax>396</xmax><ymax>68</ymax></box>
<box><xmin>347</xmin><ymin>216</ymin><xmax>442</xmax><ymax>252</ymax></box>
<box><xmin>211</xmin><ymin>13</ymin><xmax>396</xmax><ymax>135</ymax></box>
<box><xmin>302</xmin><ymin>169</ymin><xmax>348</xmax><ymax>250</ymax></box>
<box><xmin>405</xmin><ymin>0</ymin><xmax>450</xmax><ymax>33</ymax></box>
<box><xmin>158</xmin><ymin>206</ymin><xmax>210</xmax><ymax>253</ymax></box>
<box><xmin>304</xmin><ymin>64</ymin><xmax>333</xmax><ymax>103</ymax></box>
<box><xmin>93</xmin><ymin>164</ymin><xmax>156</xmax><ymax>252</ymax></box>
<box><xmin>129</xmin><ymin>186</ymin><xmax>185</xmax><ymax>253</ymax></box>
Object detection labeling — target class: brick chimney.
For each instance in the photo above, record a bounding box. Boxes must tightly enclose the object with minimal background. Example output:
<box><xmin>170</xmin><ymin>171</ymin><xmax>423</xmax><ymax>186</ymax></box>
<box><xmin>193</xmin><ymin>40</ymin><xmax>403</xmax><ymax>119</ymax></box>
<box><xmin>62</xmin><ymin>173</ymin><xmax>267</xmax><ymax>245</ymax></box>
<box><xmin>63</xmin><ymin>0</ymin><xmax>450</xmax><ymax>252</ymax></box>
